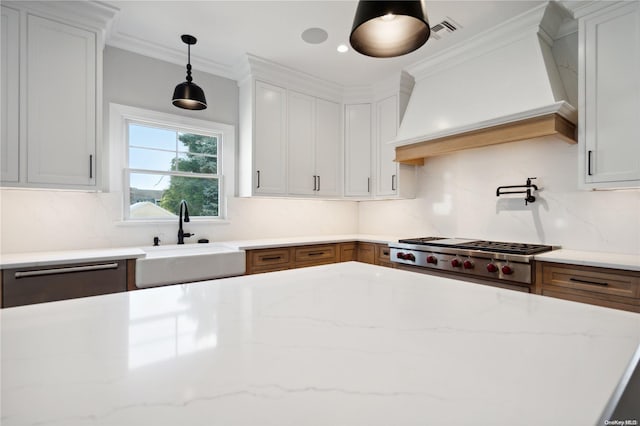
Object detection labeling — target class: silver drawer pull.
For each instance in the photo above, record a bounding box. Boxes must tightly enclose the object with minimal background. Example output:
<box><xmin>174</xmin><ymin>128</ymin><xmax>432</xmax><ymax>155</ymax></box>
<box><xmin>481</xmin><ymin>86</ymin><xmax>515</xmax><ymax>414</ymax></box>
<box><xmin>569</xmin><ymin>277</ymin><xmax>608</xmax><ymax>287</ymax></box>
<box><xmin>15</xmin><ymin>263</ymin><xmax>119</xmax><ymax>279</ymax></box>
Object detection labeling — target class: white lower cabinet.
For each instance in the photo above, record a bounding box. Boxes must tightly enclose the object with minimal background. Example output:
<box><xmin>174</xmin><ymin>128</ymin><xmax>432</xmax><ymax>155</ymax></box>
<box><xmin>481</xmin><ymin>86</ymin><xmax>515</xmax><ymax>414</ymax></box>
<box><xmin>580</xmin><ymin>1</ymin><xmax>640</xmax><ymax>188</ymax></box>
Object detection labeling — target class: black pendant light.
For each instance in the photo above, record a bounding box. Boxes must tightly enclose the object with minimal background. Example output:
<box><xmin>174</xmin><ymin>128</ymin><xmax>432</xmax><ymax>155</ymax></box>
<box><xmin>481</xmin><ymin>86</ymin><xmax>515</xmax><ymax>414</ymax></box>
<box><xmin>350</xmin><ymin>1</ymin><xmax>430</xmax><ymax>58</ymax></box>
<box><xmin>172</xmin><ymin>34</ymin><xmax>207</xmax><ymax>110</ymax></box>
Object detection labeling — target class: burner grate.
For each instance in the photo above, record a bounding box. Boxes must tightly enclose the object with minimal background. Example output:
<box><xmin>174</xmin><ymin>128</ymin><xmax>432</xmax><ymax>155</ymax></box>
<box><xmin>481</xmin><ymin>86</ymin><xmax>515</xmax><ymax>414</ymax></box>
<box><xmin>398</xmin><ymin>237</ymin><xmax>444</xmax><ymax>244</ymax></box>
<box><xmin>452</xmin><ymin>240</ymin><xmax>552</xmax><ymax>255</ymax></box>
<box><xmin>397</xmin><ymin>237</ymin><xmax>553</xmax><ymax>255</ymax></box>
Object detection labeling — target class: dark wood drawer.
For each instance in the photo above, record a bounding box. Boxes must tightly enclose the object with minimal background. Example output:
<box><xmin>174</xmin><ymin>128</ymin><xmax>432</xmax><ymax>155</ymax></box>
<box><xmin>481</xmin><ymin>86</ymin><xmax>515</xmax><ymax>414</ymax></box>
<box><xmin>294</xmin><ymin>245</ymin><xmax>336</xmax><ymax>264</ymax></box>
<box><xmin>2</xmin><ymin>260</ymin><xmax>128</xmax><ymax>308</ymax></box>
<box><xmin>541</xmin><ymin>263</ymin><xmax>640</xmax><ymax>299</ymax></box>
<box><xmin>542</xmin><ymin>288</ymin><xmax>640</xmax><ymax>313</ymax></box>
<box><xmin>376</xmin><ymin>244</ymin><xmax>391</xmax><ymax>264</ymax></box>
<box><xmin>248</xmin><ymin>248</ymin><xmax>291</xmax><ymax>269</ymax></box>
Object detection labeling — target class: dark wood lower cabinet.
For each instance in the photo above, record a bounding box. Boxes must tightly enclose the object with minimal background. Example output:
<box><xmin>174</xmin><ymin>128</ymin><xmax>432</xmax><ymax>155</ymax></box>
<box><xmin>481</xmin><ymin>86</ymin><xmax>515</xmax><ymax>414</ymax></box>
<box><xmin>357</xmin><ymin>242</ymin><xmax>376</xmax><ymax>264</ymax></box>
<box><xmin>245</xmin><ymin>241</ymin><xmax>394</xmax><ymax>275</ymax></box>
<box><xmin>536</xmin><ymin>262</ymin><xmax>640</xmax><ymax>313</ymax></box>
<box><xmin>1</xmin><ymin>260</ymin><xmax>131</xmax><ymax>308</ymax></box>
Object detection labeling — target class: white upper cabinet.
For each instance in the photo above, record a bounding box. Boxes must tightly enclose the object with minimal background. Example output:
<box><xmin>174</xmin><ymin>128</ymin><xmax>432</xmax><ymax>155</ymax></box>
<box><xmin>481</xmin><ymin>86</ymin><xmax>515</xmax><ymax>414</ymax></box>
<box><xmin>1</xmin><ymin>6</ymin><xmax>20</xmax><ymax>183</ymax></box>
<box><xmin>579</xmin><ymin>2</ymin><xmax>640</xmax><ymax>188</ymax></box>
<box><xmin>314</xmin><ymin>98</ymin><xmax>342</xmax><ymax>197</ymax></box>
<box><xmin>287</xmin><ymin>91</ymin><xmax>316</xmax><ymax>196</ymax></box>
<box><xmin>239</xmin><ymin>72</ymin><xmax>342</xmax><ymax>198</ymax></box>
<box><xmin>0</xmin><ymin>3</ymin><xmax>110</xmax><ymax>189</ymax></box>
<box><xmin>344</xmin><ymin>103</ymin><xmax>372</xmax><ymax>197</ymax></box>
<box><xmin>286</xmin><ymin>91</ymin><xmax>342</xmax><ymax>197</ymax></box>
<box><xmin>26</xmin><ymin>14</ymin><xmax>96</xmax><ymax>186</ymax></box>
<box><xmin>375</xmin><ymin>95</ymin><xmax>399</xmax><ymax>197</ymax></box>
<box><xmin>253</xmin><ymin>80</ymin><xmax>288</xmax><ymax>195</ymax></box>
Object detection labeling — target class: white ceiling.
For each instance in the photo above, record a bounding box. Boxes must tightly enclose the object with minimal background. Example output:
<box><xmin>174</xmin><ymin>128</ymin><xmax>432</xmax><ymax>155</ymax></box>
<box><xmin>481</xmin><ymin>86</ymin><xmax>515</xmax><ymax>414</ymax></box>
<box><xmin>105</xmin><ymin>1</ymin><xmax>545</xmax><ymax>86</ymax></box>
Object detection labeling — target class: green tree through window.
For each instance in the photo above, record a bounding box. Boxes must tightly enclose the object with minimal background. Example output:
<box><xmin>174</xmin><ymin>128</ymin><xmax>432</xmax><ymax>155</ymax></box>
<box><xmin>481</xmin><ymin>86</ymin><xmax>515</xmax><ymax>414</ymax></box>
<box><xmin>159</xmin><ymin>133</ymin><xmax>219</xmax><ymax>216</ymax></box>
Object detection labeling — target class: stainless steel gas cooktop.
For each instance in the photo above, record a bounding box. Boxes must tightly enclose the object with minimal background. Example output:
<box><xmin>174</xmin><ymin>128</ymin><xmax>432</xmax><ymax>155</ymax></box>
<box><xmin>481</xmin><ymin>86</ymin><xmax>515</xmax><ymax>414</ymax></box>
<box><xmin>389</xmin><ymin>237</ymin><xmax>556</xmax><ymax>286</ymax></box>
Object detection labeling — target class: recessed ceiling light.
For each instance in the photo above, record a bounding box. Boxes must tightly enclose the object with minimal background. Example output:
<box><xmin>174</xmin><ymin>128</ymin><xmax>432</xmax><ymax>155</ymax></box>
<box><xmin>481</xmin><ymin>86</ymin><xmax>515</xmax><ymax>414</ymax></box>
<box><xmin>301</xmin><ymin>27</ymin><xmax>328</xmax><ymax>44</ymax></box>
<box><xmin>337</xmin><ymin>44</ymin><xmax>348</xmax><ymax>53</ymax></box>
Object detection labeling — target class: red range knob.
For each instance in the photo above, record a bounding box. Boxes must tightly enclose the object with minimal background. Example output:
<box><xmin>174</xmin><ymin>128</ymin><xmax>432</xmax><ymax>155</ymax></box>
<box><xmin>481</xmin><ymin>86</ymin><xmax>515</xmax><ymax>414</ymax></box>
<box><xmin>501</xmin><ymin>265</ymin><xmax>513</xmax><ymax>275</ymax></box>
<box><xmin>463</xmin><ymin>260</ymin><xmax>474</xmax><ymax>269</ymax></box>
<box><xmin>451</xmin><ymin>259</ymin><xmax>461</xmax><ymax>268</ymax></box>
<box><xmin>486</xmin><ymin>263</ymin><xmax>499</xmax><ymax>273</ymax></box>
<box><xmin>406</xmin><ymin>253</ymin><xmax>416</xmax><ymax>261</ymax></box>
<box><xmin>426</xmin><ymin>255</ymin><xmax>437</xmax><ymax>264</ymax></box>
<box><xmin>396</xmin><ymin>252</ymin><xmax>406</xmax><ymax>260</ymax></box>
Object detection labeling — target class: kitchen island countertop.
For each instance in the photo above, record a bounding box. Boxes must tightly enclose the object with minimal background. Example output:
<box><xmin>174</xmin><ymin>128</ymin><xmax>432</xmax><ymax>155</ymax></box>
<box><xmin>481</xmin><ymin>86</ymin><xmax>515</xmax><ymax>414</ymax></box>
<box><xmin>535</xmin><ymin>249</ymin><xmax>640</xmax><ymax>271</ymax></box>
<box><xmin>1</xmin><ymin>262</ymin><xmax>639</xmax><ymax>426</ymax></box>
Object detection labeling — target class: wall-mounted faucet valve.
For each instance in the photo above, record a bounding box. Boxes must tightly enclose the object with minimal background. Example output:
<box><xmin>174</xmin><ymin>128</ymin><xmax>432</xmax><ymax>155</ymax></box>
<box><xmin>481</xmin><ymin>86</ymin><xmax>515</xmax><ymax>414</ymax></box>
<box><xmin>496</xmin><ymin>177</ymin><xmax>539</xmax><ymax>205</ymax></box>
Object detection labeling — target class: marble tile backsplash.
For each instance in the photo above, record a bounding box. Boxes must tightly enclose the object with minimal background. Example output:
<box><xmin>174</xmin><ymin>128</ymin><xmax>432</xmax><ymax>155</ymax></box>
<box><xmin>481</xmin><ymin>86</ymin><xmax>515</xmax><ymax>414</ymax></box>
<box><xmin>0</xmin><ymin>191</ymin><xmax>358</xmax><ymax>253</ymax></box>
<box><xmin>1</xmin><ymin>137</ymin><xmax>638</xmax><ymax>255</ymax></box>
<box><xmin>359</xmin><ymin>137</ymin><xmax>640</xmax><ymax>255</ymax></box>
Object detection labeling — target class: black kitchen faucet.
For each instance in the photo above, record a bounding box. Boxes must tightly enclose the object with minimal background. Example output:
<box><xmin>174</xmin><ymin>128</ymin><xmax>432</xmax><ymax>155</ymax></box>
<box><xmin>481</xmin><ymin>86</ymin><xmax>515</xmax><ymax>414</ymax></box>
<box><xmin>177</xmin><ymin>200</ymin><xmax>194</xmax><ymax>244</ymax></box>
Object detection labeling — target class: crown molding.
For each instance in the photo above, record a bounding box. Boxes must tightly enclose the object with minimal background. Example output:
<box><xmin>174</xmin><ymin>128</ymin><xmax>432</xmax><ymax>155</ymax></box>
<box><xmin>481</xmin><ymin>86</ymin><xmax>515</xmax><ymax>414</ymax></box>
<box><xmin>406</xmin><ymin>2</ymin><xmax>574</xmax><ymax>82</ymax></box>
<box><xmin>235</xmin><ymin>54</ymin><xmax>343</xmax><ymax>102</ymax></box>
<box><xmin>4</xmin><ymin>0</ymin><xmax>118</xmax><ymax>48</ymax></box>
<box><xmin>559</xmin><ymin>0</ymin><xmax>628</xmax><ymax>19</ymax></box>
<box><xmin>106</xmin><ymin>31</ymin><xmax>236</xmax><ymax>81</ymax></box>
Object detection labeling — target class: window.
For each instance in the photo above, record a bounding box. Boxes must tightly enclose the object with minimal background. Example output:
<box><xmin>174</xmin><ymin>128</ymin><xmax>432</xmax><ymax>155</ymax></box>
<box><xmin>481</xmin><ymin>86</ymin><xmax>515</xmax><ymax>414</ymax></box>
<box><xmin>109</xmin><ymin>104</ymin><xmax>235</xmax><ymax>221</ymax></box>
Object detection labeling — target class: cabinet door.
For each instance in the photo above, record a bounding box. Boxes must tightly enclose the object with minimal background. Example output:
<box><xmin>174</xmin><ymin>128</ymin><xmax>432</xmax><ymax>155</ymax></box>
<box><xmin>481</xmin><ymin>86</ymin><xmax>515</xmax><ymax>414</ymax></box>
<box><xmin>2</xmin><ymin>261</ymin><xmax>127</xmax><ymax>308</ymax></box>
<box><xmin>288</xmin><ymin>90</ymin><xmax>315</xmax><ymax>195</ymax></box>
<box><xmin>582</xmin><ymin>2</ymin><xmax>640</xmax><ymax>186</ymax></box>
<box><xmin>1</xmin><ymin>6</ymin><xmax>20</xmax><ymax>183</ymax></box>
<box><xmin>375</xmin><ymin>95</ymin><xmax>399</xmax><ymax>196</ymax></box>
<box><xmin>315</xmin><ymin>98</ymin><xmax>342</xmax><ymax>197</ymax></box>
<box><xmin>344</xmin><ymin>103</ymin><xmax>372</xmax><ymax>197</ymax></box>
<box><xmin>254</xmin><ymin>81</ymin><xmax>287</xmax><ymax>194</ymax></box>
<box><xmin>26</xmin><ymin>14</ymin><xmax>96</xmax><ymax>186</ymax></box>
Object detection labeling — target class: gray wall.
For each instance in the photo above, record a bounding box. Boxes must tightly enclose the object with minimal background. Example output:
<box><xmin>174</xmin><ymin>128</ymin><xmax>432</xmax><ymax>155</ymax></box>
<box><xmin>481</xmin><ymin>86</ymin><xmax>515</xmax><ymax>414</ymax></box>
<box><xmin>103</xmin><ymin>46</ymin><xmax>238</xmax><ymax>126</ymax></box>
<box><xmin>102</xmin><ymin>46</ymin><xmax>239</xmax><ymax>191</ymax></box>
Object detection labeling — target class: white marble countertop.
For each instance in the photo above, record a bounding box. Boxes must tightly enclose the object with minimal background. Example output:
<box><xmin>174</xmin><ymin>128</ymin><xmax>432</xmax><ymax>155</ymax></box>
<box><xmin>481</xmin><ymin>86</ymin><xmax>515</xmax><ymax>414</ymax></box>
<box><xmin>219</xmin><ymin>234</ymin><xmax>400</xmax><ymax>250</ymax></box>
<box><xmin>535</xmin><ymin>249</ymin><xmax>640</xmax><ymax>272</ymax></box>
<box><xmin>2</xmin><ymin>262</ymin><xmax>639</xmax><ymax>426</ymax></box>
<box><xmin>0</xmin><ymin>247</ymin><xmax>146</xmax><ymax>269</ymax></box>
<box><xmin>0</xmin><ymin>235</ymin><xmax>399</xmax><ymax>269</ymax></box>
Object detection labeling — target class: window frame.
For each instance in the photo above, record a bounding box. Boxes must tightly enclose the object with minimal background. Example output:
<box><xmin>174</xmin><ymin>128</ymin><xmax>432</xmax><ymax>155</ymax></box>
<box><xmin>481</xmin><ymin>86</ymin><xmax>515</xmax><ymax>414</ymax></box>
<box><xmin>109</xmin><ymin>103</ymin><xmax>235</xmax><ymax>222</ymax></box>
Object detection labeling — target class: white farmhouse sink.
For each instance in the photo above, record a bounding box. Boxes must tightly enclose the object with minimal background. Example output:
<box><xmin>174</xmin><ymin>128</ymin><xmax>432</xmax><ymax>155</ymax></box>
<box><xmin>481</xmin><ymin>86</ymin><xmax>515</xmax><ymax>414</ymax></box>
<box><xmin>135</xmin><ymin>244</ymin><xmax>246</xmax><ymax>288</ymax></box>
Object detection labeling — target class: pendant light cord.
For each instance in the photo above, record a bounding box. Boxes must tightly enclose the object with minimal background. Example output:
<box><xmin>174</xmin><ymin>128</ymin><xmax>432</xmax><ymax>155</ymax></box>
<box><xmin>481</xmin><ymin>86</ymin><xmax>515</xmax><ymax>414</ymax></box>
<box><xmin>186</xmin><ymin>44</ymin><xmax>193</xmax><ymax>83</ymax></box>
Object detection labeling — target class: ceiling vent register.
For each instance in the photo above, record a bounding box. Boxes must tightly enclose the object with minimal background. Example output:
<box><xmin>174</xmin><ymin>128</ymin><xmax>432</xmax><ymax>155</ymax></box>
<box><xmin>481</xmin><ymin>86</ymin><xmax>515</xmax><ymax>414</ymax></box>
<box><xmin>429</xmin><ymin>18</ymin><xmax>461</xmax><ymax>40</ymax></box>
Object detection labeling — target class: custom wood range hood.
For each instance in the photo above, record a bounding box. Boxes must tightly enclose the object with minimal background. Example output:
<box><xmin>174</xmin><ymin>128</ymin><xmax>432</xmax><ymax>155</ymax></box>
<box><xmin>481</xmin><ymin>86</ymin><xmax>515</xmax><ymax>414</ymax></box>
<box><xmin>393</xmin><ymin>2</ymin><xmax>578</xmax><ymax>165</ymax></box>
<box><xmin>395</xmin><ymin>103</ymin><xmax>577</xmax><ymax>166</ymax></box>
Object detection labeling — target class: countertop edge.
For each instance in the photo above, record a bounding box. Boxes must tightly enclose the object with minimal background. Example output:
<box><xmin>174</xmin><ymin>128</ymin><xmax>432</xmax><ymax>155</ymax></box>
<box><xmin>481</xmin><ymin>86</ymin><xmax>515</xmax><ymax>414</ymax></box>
<box><xmin>0</xmin><ymin>248</ymin><xmax>146</xmax><ymax>270</ymax></box>
<box><xmin>534</xmin><ymin>249</ymin><xmax>640</xmax><ymax>272</ymax></box>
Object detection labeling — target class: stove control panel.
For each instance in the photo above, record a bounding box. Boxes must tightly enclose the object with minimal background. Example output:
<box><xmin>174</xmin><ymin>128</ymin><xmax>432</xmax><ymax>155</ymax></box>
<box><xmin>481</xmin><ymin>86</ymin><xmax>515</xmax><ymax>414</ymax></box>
<box><xmin>389</xmin><ymin>246</ymin><xmax>532</xmax><ymax>284</ymax></box>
